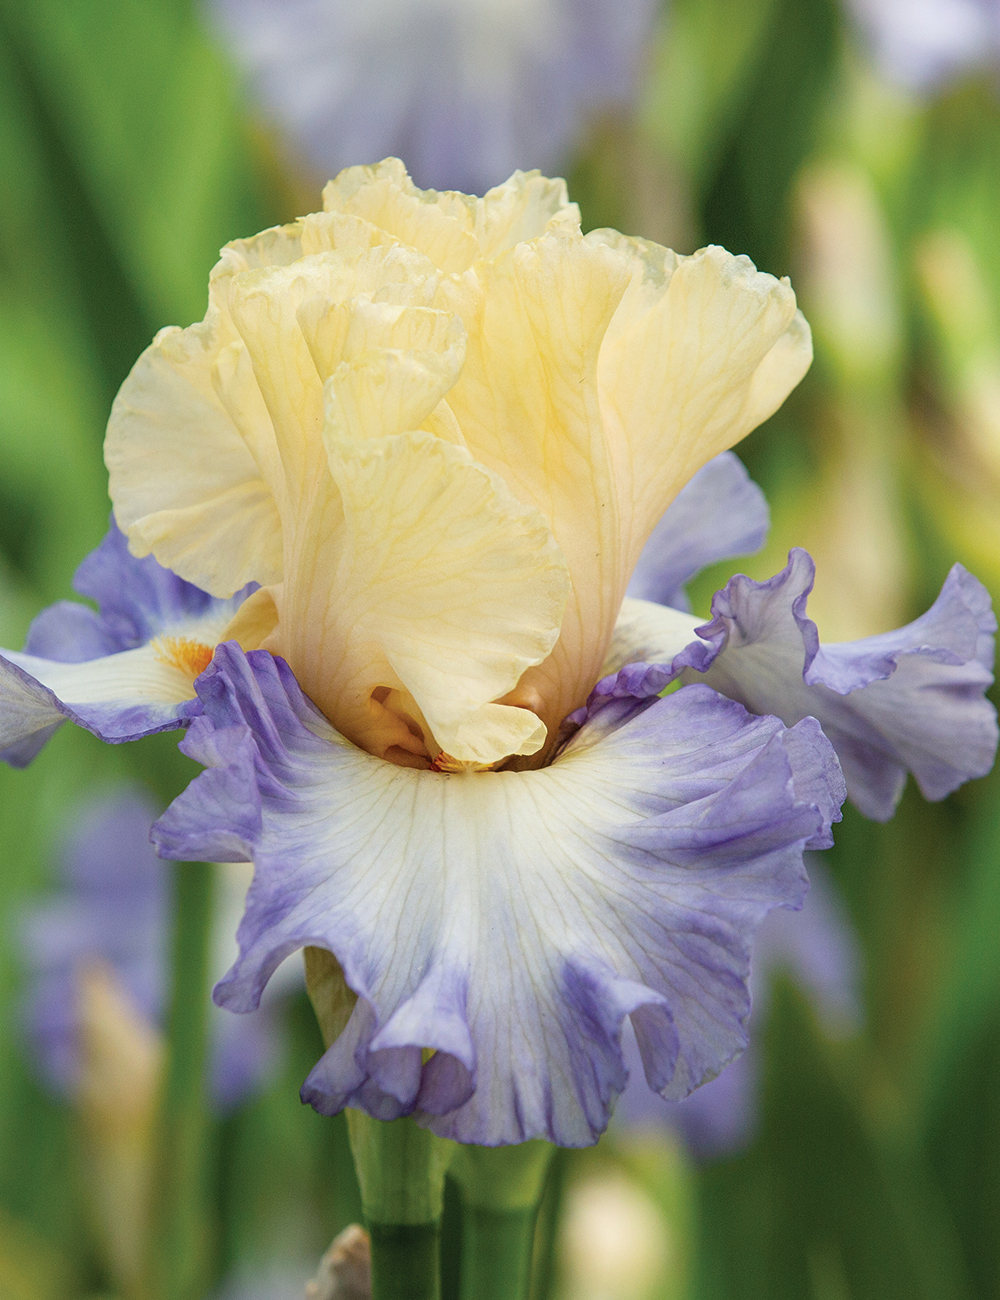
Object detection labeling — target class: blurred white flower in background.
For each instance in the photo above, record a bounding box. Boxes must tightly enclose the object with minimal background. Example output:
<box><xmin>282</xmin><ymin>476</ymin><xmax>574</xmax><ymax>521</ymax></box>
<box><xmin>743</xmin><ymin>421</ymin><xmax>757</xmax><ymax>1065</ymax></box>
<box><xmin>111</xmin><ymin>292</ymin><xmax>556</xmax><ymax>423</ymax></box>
<box><xmin>207</xmin><ymin>0</ymin><xmax>659</xmax><ymax>192</ymax></box>
<box><xmin>845</xmin><ymin>0</ymin><xmax>1000</xmax><ymax>91</ymax></box>
<box><xmin>561</xmin><ymin>1172</ymin><xmax>670</xmax><ymax>1300</ymax></box>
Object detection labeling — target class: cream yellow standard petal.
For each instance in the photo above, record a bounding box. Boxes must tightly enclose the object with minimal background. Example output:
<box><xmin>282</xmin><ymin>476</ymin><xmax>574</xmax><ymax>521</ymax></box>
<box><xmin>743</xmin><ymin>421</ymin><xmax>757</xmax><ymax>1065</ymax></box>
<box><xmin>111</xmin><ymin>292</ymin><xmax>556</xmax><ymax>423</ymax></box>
<box><xmin>321</xmin><ymin>158</ymin><xmax>580</xmax><ymax>273</ymax></box>
<box><xmin>436</xmin><ymin>231</ymin><xmax>632</xmax><ymax>746</ymax></box>
<box><xmin>325</xmin><ymin>302</ymin><xmax>467</xmax><ymax>444</ymax></box>
<box><xmin>592</xmin><ymin>235</ymin><xmax>813</xmax><ymax>568</ymax></box>
<box><xmin>105</xmin><ymin>315</ymin><xmax>283</xmax><ymax>598</ymax></box>
<box><xmin>323</xmin><ymin>158</ymin><xmax>482</xmax><ymax>274</ymax></box>
<box><xmin>106</xmin><ymin>222</ymin><xmax>308</xmax><ymax>598</ymax></box>
<box><xmin>288</xmin><ymin>428</ymin><xmax>569</xmax><ymax>765</ymax></box>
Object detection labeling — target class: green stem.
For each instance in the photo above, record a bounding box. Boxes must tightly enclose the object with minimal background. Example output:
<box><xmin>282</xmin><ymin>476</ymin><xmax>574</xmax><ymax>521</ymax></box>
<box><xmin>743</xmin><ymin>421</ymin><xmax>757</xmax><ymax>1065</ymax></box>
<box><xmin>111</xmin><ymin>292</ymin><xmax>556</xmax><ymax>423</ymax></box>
<box><xmin>529</xmin><ymin>1149</ymin><xmax>568</xmax><ymax>1300</ymax></box>
<box><xmin>459</xmin><ymin>1206</ymin><xmax>539</xmax><ymax>1300</ymax></box>
<box><xmin>305</xmin><ymin>952</ymin><xmax>452</xmax><ymax>1300</ymax></box>
<box><xmin>146</xmin><ymin>861</ymin><xmax>214</xmax><ymax>1300</ymax></box>
<box><xmin>368</xmin><ymin>1222</ymin><xmax>441</xmax><ymax>1300</ymax></box>
<box><xmin>450</xmin><ymin>1142</ymin><xmax>554</xmax><ymax>1300</ymax></box>
<box><xmin>346</xmin><ymin>1110</ymin><xmax>453</xmax><ymax>1300</ymax></box>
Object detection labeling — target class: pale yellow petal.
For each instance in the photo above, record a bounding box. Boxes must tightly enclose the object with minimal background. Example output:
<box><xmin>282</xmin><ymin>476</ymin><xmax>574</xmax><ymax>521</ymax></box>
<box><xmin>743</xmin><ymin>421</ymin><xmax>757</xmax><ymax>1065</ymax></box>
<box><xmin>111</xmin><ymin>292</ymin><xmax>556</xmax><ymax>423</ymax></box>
<box><xmin>299</xmin><ymin>210</ymin><xmax>400</xmax><ymax>257</ymax></box>
<box><xmin>292</xmin><ymin>245</ymin><xmax>442</xmax><ymax>383</ymax></box>
<box><xmin>213</xmin><ymin>220</ymin><xmax>304</xmax><ymax>280</ymax></box>
<box><xmin>223</xmin><ymin>248</ymin><xmax>443</xmax><ymax>506</ymax></box>
<box><xmin>212</xmin><ymin>340</ymin><xmax>286</xmax><ymax>500</ymax></box>
<box><xmin>436</xmin><ymin>231</ymin><xmax>632</xmax><ymax>751</ymax></box>
<box><xmin>593</xmin><ymin>238</ymin><xmax>812</xmax><ymax>569</ymax></box>
<box><xmin>221</xmin><ymin>585</ymin><xmax>280</xmax><ymax>650</ymax></box>
<box><xmin>105</xmin><ymin>175</ymin><xmax>814</xmax><ymax>775</ymax></box>
<box><xmin>277</xmin><ymin>428</ymin><xmax>569</xmax><ymax>764</ymax></box>
<box><xmin>121</xmin><ymin>489</ymin><xmax>283</xmax><ymax>598</ymax></box>
<box><xmin>225</xmin><ymin>265</ymin><xmax>329</xmax><ymax>501</ymax></box>
<box><xmin>740</xmin><ymin>308</ymin><xmax>813</xmax><ymax>431</ymax></box>
<box><xmin>105</xmin><ymin>315</ymin><xmax>282</xmax><ymax>597</ymax></box>
<box><xmin>323</xmin><ymin>302</ymin><xmax>466</xmax><ymax>444</ymax></box>
<box><xmin>323</xmin><ymin>159</ymin><xmax>481</xmax><ymax>274</ymax></box>
<box><xmin>440</xmin><ymin>702</ymin><xmax>548</xmax><ymax>767</ymax></box>
<box><xmin>321</xmin><ymin>159</ymin><xmax>580</xmax><ymax>273</ymax></box>
<box><xmin>327</xmin><ymin>349</ymin><xmax>465</xmax><ymax>447</ymax></box>
<box><xmin>471</xmin><ymin>170</ymin><xmax>581</xmax><ymax>259</ymax></box>
<box><xmin>106</xmin><ymin>226</ymin><xmax>310</xmax><ymax>597</ymax></box>
<box><xmin>342</xmin><ymin>299</ymin><xmax>461</xmax><ymax>360</ymax></box>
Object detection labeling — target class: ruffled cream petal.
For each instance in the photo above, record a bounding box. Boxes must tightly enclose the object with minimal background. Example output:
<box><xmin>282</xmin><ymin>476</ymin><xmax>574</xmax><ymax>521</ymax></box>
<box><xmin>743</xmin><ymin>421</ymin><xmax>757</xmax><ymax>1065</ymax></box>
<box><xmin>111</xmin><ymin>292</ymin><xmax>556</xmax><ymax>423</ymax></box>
<box><xmin>106</xmin><ymin>161</ymin><xmax>812</xmax><ymax>767</ymax></box>
<box><xmin>437</xmin><ymin>231</ymin><xmax>632</xmax><ymax>751</ymax></box>
<box><xmin>592</xmin><ymin>237</ymin><xmax>813</xmax><ymax>571</ymax></box>
<box><xmin>105</xmin><ymin>222</ymin><xmax>308</xmax><ymax>597</ymax></box>
<box><xmin>284</xmin><ymin>426</ymin><xmax>569</xmax><ymax>764</ymax></box>
<box><xmin>105</xmin><ymin>313</ymin><xmax>283</xmax><ymax>598</ymax></box>
<box><xmin>322</xmin><ymin>158</ymin><xmax>579</xmax><ymax>273</ymax></box>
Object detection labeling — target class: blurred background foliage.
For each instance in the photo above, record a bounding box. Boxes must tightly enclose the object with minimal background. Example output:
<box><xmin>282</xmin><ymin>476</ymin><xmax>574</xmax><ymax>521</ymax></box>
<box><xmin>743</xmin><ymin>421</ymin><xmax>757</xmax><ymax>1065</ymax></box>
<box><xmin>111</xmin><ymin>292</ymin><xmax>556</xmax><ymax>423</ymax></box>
<box><xmin>1</xmin><ymin>0</ymin><xmax>1000</xmax><ymax>1297</ymax></box>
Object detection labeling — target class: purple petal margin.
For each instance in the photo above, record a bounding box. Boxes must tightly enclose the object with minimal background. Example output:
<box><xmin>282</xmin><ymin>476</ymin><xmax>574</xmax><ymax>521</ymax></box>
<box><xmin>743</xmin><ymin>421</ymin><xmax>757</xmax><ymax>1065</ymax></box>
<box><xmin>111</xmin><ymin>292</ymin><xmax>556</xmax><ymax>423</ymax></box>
<box><xmin>152</xmin><ymin>643</ymin><xmax>844</xmax><ymax>1146</ymax></box>
<box><xmin>597</xmin><ymin>549</ymin><xmax>998</xmax><ymax>820</ymax></box>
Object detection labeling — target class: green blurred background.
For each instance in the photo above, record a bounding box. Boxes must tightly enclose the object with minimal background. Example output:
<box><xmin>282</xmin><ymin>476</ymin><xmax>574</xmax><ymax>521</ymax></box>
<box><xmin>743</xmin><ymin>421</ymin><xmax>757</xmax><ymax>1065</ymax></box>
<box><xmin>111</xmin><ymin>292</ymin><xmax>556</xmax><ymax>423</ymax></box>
<box><xmin>2</xmin><ymin>0</ymin><xmax>1000</xmax><ymax>1297</ymax></box>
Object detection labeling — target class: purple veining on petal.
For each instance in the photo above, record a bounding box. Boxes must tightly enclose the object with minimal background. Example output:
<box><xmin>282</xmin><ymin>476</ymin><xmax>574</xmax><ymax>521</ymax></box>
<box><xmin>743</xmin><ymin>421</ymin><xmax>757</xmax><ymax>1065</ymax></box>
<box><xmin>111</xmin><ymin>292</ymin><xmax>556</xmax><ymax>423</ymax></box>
<box><xmin>616</xmin><ymin>858</ymin><xmax>862</xmax><ymax>1159</ymax></box>
<box><xmin>600</xmin><ymin>549</ymin><xmax>998</xmax><ymax>820</ymax></box>
<box><xmin>627</xmin><ymin>452</ymin><xmax>770</xmax><ymax>612</ymax></box>
<box><xmin>17</xmin><ymin>789</ymin><xmax>285</xmax><ymax>1110</ymax></box>
<box><xmin>207</xmin><ymin>0</ymin><xmax>658</xmax><ymax>193</ymax></box>
<box><xmin>153</xmin><ymin>643</ymin><xmax>845</xmax><ymax>1146</ymax></box>
<box><xmin>0</xmin><ymin>520</ymin><xmax>255</xmax><ymax>765</ymax></box>
<box><xmin>0</xmin><ymin>651</ymin><xmax>207</xmax><ymax>762</ymax></box>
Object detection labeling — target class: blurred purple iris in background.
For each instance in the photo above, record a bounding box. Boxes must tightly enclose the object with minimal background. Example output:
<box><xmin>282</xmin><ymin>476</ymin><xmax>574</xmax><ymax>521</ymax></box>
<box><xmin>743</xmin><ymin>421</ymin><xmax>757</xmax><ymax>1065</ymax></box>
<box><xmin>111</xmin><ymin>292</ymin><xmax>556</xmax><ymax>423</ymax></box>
<box><xmin>845</xmin><ymin>0</ymin><xmax>1000</xmax><ymax>91</ymax></box>
<box><xmin>207</xmin><ymin>0</ymin><xmax>658</xmax><ymax>192</ymax></box>
<box><xmin>18</xmin><ymin>790</ymin><xmax>290</xmax><ymax>1111</ymax></box>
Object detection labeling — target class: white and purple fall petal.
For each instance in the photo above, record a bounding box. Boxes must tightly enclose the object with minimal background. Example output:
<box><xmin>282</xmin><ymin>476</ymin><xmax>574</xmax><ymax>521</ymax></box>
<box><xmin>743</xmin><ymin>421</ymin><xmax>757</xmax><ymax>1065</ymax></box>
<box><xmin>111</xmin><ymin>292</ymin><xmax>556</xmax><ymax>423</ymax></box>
<box><xmin>617</xmin><ymin>859</ymin><xmax>863</xmax><ymax>1158</ymax></box>
<box><xmin>595</xmin><ymin>548</ymin><xmax>999</xmax><ymax>820</ymax></box>
<box><xmin>151</xmin><ymin>643</ymin><xmax>845</xmax><ymax>1147</ymax></box>
<box><xmin>0</xmin><ymin>523</ymin><xmax>253</xmax><ymax>766</ymax></box>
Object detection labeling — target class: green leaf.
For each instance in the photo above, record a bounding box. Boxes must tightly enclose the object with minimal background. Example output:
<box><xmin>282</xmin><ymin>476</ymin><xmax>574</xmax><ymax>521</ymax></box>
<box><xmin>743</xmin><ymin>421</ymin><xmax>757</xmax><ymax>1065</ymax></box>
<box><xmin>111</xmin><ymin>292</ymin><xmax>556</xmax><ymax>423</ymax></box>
<box><xmin>696</xmin><ymin>984</ymin><xmax>971</xmax><ymax>1300</ymax></box>
<box><xmin>0</xmin><ymin>0</ymin><xmax>277</xmax><ymax>330</ymax></box>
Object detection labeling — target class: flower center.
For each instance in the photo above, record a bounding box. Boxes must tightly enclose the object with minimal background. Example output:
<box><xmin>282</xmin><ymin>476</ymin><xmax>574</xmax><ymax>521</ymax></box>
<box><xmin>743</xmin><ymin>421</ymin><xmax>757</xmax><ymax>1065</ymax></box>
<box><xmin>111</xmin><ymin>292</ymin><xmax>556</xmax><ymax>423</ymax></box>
<box><xmin>431</xmin><ymin>752</ymin><xmax>497</xmax><ymax>774</ymax></box>
<box><xmin>152</xmin><ymin>637</ymin><xmax>215</xmax><ymax>681</ymax></box>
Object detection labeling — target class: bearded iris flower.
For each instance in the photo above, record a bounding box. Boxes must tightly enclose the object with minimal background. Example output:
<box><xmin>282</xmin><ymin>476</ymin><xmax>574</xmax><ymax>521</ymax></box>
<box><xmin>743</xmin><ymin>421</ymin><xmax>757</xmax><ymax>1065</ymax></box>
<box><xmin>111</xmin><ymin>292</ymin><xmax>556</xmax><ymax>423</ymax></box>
<box><xmin>3</xmin><ymin>160</ymin><xmax>994</xmax><ymax>1151</ymax></box>
<box><xmin>99</xmin><ymin>158</ymin><xmax>836</xmax><ymax>1147</ymax></box>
